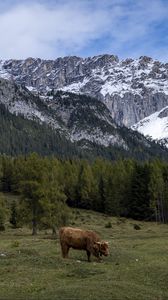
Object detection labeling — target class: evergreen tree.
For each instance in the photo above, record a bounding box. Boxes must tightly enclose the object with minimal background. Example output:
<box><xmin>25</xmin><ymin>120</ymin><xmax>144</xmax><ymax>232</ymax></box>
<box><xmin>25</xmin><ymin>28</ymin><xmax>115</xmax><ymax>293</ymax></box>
<box><xmin>91</xmin><ymin>159</ymin><xmax>107</xmax><ymax>212</ymax></box>
<box><xmin>0</xmin><ymin>197</ymin><xmax>8</xmax><ymax>231</ymax></box>
<box><xmin>1</xmin><ymin>157</ymin><xmax>15</xmax><ymax>192</ymax></box>
<box><xmin>149</xmin><ymin>161</ymin><xmax>165</xmax><ymax>223</ymax></box>
<box><xmin>9</xmin><ymin>200</ymin><xmax>20</xmax><ymax>228</ymax></box>
<box><xmin>39</xmin><ymin>160</ymin><xmax>70</xmax><ymax>234</ymax></box>
<box><xmin>63</xmin><ymin>160</ymin><xmax>79</xmax><ymax>207</ymax></box>
<box><xmin>128</xmin><ymin>163</ymin><xmax>152</xmax><ymax>220</ymax></box>
<box><xmin>76</xmin><ymin>162</ymin><xmax>95</xmax><ymax>209</ymax></box>
<box><xmin>161</xmin><ymin>164</ymin><xmax>168</xmax><ymax>223</ymax></box>
<box><xmin>18</xmin><ymin>153</ymin><xmax>47</xmax><ymax>235</ymax></box>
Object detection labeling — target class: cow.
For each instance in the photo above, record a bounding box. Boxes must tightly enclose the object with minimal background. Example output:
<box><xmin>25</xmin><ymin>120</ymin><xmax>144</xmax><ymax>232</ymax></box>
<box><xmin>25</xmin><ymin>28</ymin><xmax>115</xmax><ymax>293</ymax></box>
<box><xmin>59</xmin><ymin>227</ymin><xmax>109</xmax><ymax>262</ymax></box>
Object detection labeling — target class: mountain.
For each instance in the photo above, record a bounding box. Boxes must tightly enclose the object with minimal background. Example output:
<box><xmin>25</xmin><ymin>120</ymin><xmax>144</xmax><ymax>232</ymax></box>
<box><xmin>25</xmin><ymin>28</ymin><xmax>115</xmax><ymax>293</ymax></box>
<box><xmin>0</xmin><ymin>77</ymin><xmax>125</xmax><ymax>148</ymax></box>
<box><xmin>0</xmin><ymin>77</ymin><xmax>167</xmax><ymax>160</ymax></box>
<box><xmin>0</xmin><ymin>54</ymin><xmax>168</xmax><ymax>152</ymax></box>
<box><xmin>0</xmin><ymin>54</ymin><xmax>168</xmax><ymax>128</ymax></box>
<box><xmin>0</xmin><ymin>99</ymin><xmax>168</xmax><ymax>160</ymax></box>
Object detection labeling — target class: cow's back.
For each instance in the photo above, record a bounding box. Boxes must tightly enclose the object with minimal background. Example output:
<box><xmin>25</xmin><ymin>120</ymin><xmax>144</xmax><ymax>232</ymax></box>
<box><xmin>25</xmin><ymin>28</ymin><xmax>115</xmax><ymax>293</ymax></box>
<box><xmin>59</xmin><ymin>227</ymin><xmax>100</xmax><ymax>250</ymax></box>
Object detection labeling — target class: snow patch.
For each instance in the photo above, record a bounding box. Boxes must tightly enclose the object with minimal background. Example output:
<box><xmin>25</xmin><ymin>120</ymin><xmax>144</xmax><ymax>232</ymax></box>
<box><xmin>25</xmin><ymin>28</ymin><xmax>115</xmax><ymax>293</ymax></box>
<box><xmin>132</xmin><ymin>106</ymin><xmax>168</xmax><ymax>142</ymax></box>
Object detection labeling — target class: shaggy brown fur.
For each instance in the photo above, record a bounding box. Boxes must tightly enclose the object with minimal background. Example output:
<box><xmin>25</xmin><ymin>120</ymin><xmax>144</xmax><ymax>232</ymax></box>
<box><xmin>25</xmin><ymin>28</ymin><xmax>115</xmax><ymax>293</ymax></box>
<box><xmin>59</xmin><ymin>227</ymin><xmax>109</xmax><ymax>262</ymax></box>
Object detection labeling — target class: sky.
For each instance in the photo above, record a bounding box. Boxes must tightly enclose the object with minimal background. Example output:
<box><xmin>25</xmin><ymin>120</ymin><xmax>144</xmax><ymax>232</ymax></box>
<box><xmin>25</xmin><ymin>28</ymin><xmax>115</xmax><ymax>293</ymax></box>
<box><xmin>0</xmin><ymin>0</ymin><xmax>168</xmax><ymax>61</ymax></box>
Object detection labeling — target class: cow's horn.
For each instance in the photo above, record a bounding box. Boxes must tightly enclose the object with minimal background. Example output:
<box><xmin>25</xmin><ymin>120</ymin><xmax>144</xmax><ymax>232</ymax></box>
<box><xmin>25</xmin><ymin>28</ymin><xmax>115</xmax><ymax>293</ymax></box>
<box><xmin>95</xmin><ymin>242</ymin><xmax>101</xmax><ymax>245</ymax></box>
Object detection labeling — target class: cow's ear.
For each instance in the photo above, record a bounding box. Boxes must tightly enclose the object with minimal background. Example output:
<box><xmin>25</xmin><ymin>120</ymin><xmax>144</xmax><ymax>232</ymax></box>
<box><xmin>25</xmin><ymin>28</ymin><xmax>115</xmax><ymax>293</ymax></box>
<box><xmin>104</xmin><ymin>241</ymin><xmax>109</xmax><ymax>245</ymax></box>
<box><xmin>93</xmin><ymin>242</ymin><xmax>101</xmax><ymax>251</ymax></box>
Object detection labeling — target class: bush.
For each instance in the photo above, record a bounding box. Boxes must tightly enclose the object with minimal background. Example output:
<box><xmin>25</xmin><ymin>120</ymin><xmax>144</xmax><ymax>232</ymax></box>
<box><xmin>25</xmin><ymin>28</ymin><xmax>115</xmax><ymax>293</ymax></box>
<box><xmin>11</xmin><ymin>241</ymin><xmax>20</xmax><ymax>248</ymax></box>
<box><xmin>105</xmin><ymin>221</ymin><xmax>112</xmax><ymax>228</ymax></box>
<box><xmin>133</xmin><ymin>224</ymin><xmax>141</xmax><ymax>230</ymax></box>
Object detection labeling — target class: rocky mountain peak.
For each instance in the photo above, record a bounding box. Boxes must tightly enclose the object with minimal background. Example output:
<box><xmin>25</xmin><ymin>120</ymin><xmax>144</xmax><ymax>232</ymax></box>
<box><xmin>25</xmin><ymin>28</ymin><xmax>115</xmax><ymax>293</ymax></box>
<box><xmin>0</xmin><ymin>54</ymin><xmax>168</xmax><ymax>130</ymax></box>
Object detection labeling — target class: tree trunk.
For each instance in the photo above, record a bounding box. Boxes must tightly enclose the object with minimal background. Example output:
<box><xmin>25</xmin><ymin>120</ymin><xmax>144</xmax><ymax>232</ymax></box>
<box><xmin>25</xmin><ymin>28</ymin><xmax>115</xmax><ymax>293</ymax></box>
<box><xmin>32</xmin><ymin>217</ymin><xmax>37</xmax><ymax>235</ymax></box>
<box><xmin>32</xmin><ymin>201</ymin><xmax>38</xmax><ymax>235</ymax></box>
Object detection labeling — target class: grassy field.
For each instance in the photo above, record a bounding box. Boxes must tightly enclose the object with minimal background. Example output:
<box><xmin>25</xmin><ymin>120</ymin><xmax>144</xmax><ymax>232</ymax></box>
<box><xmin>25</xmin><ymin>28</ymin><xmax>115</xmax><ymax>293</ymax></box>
<box><xmin>0</xmin><ymin>205</ymin><xmax>168</xmax><ymax>300</ymax></box>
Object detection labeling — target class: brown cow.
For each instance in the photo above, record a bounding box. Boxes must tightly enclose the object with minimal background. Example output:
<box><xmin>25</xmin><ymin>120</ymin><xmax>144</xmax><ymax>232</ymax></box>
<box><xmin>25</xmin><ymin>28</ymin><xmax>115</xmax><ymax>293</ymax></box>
<box><xmin>59</xmin><ymin>227</ymin><xmax>109</xmax><ymax>262</ymax></box>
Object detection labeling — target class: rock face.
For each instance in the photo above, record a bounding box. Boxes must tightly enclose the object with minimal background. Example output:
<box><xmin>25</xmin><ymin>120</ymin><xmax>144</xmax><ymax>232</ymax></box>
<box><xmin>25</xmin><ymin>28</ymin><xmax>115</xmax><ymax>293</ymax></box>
<box><xmin>0</xmin><ymin>78</ymin><xmax>64</xmax><ymax>131</ymax></box>
<box><xmin>1</xmin><ymin>54</ymin><xmax>168</xmax><ymax>127</ymax></box>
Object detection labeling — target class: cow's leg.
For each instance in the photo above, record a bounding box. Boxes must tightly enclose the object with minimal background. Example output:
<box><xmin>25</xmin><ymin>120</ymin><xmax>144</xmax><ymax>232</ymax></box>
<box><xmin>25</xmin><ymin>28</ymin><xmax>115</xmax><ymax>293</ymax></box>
<box><xmin>86</xmin><ymin>250</ymin><xmax>91</xmax><ymax>262</ymax></box>
<box><xmin>97</xmin><ymin>255</ymin><xmax>102</xmax><ymax>262</ymax></box>
<box><xmin>61</xmin><ymin>242</ymin><xmax>69</xmax><ymax>258</ymax></box>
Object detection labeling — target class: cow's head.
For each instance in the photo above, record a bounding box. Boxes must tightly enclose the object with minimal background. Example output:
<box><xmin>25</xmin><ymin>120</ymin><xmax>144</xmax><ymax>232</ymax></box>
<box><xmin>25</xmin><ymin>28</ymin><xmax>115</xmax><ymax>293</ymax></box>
<box><xmin>93</xmin><ymin>241</ymin><xmax>109</xmax><ymax>257</ymax></box>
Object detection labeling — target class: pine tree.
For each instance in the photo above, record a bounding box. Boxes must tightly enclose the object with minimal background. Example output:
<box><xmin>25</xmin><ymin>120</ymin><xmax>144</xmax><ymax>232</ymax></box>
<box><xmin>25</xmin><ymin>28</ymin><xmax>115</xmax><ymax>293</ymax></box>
<box><xmin>63</xmin><ymin>160</ymin><xmax>79</xmax><ymax>207</ymax></box>
<box><xmin>149</xmin><ymin>161</ymin><xmax>165</xmax><ymax>223</ymax></box>
<box><xmin>39</xmin><ymin>160</ymin><xmax>70</xmax><ymax>234</ymax></box>
<box><xmin>76</xmin><ymin>162</ymin><xmax>95</xmax><ymax>209</ymax></box>
<box><xmin>128</xmin><ymin>163</ymin><xmax>152</xmax><ymax>220</ymax></box>
<box><xmin>18</xmin><ymin>153</ymin><xmax>47</xmax><ymax>235</ymax></box>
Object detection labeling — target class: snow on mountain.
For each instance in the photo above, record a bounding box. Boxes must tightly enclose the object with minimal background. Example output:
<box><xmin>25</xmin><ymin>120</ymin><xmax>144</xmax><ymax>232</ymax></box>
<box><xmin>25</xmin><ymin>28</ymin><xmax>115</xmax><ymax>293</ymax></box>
<box><xmin>0</xmin><ymin>54</ymin><xmax>168</xmax><ymax>147</ymax></box>
<box><xmin>0</xmin><ymin>60</ymin><xmax>10</xmax><ymax>80</ymax></box>
<box><xmin>1</xmin><ymin>55</ymin><xmax>168</xmax><ymax>98</ymax></box>
<box><xmin>0</xmin><ymin>78</ymin><xmax>128</xmax><ymax>148</ymax></box>
<box><xmin>45</xmin><ymin>91</ymin><xmax>127</xmax><ymax>148</ymax></box>
<box><xmin>61</xmin><ymin>57</ymin><xmax>168</xmax><ymax>98</ymax></box>
<box><xmin>0</xmin><ymin>77</ymin><xmax>64</xmax><ymax>131</ymax></box>
<box><xmin>0</xmin><ymin>54</ymin><xmax>168</xmax><ymax>128</ymax></box>
<box><xmin>132</xmin><ymin>106</ymin><xmax>168</xmax><ymax>147</ymax></box>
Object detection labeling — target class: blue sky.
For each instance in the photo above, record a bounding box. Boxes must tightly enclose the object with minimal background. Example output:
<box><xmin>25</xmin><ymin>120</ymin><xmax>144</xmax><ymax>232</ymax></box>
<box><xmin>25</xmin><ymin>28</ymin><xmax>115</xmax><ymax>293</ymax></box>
<box><xmin>0</xmin><ymin>0</ymin><xmax>168</xmax><ymax>61</ymax></box>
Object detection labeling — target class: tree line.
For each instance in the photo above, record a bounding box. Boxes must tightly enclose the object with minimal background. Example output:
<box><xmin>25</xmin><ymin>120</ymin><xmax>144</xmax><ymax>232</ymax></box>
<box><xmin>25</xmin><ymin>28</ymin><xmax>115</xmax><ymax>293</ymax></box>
<box><xmin>0</xmin><ymin>153</ymin><xmax>168</xmax><ymax>234</ymax></box>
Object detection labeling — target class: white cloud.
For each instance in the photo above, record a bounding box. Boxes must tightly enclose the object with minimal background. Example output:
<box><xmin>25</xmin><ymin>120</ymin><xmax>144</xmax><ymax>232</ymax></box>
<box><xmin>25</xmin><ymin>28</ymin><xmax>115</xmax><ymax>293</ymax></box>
<box><xmin>0</xmin><ymin>0</ymin><xmax>167</xmax><ymax>61</ymax></box>
<box><xmin>0</xmin><ymin>2</ymin><xmax>111</xmax><ymax>59</ymax></box>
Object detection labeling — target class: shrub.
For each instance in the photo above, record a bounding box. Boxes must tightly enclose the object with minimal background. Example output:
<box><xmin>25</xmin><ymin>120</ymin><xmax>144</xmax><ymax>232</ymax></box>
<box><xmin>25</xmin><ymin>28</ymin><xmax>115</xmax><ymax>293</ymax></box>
<box><xmin>11</xmin><ymin>241</ymin><xmax>20</xmax><ymax>248</ymax></box>
<box><xmin>105</xmin><ymin>221</ymin><xmax>112</xmax><ymax>228</ymax></box>
<box><xmin>133</xmin><ymin>224</ymin><xmax>141</xmax><ymax>230</ymax></box>
<box><xmin>0</xmin><ymin>197</ymin><xmax>8</xmax><ymax>231</ymax></box>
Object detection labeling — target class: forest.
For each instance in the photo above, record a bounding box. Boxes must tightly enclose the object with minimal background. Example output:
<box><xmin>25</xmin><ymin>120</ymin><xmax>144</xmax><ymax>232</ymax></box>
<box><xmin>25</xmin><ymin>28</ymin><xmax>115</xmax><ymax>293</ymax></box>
<box><xmin>0</xmin><ymin>153</ymin><xmax>168</xmax><ymax>235</ymax></box>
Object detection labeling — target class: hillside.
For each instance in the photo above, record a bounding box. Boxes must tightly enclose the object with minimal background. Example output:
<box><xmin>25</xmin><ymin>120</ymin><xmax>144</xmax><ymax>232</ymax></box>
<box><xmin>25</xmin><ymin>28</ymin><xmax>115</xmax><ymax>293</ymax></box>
<box><xmin>0</xmin><ymin>100</ymin><xmax>168</xmax><ymax>160</ymax></box>
<box><xmin>0</xmin><ymin>102</ymin><xmax>78</xmax><ymax>157</ymax></box>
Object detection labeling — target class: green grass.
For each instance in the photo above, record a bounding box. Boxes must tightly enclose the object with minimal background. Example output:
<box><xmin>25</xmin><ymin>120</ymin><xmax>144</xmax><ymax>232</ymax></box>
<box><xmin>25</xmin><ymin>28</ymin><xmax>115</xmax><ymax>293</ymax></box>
<box><xmin>0</xmin><ymin>207</ymin><xmax>168</xmax><ymax>300</ymax></box>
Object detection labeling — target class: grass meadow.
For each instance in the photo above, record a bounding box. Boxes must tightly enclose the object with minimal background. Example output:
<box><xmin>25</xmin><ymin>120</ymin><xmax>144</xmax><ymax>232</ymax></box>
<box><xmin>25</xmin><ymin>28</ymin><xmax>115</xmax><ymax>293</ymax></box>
<box><xmin>0</xmin><ymin>203</ymin><xmax>168</xmax><ymax>299</ymax></box>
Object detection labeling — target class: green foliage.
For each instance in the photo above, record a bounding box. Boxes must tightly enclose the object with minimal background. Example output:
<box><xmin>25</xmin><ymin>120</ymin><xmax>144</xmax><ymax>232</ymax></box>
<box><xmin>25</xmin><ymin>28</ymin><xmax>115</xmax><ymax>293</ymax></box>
<box><xmin>11</xmin><ymin>240</ymin><xmax>20</xmax><ymax>248</ymax></box>
<box><xmin>133</xmin><ymin>224</ymin><xmax>141</xmax><ymax>230</ymax></box>
<box><xmin>0</xmin><ymin>196</ymin><xmax>8</xmax><ymax>231</ymax></box>
<box><xmin>128</xmin><ymin>163</ymin><xmax>152</xmax><ymax>220</ymax></box>
<box><xmin>10</xmin><ymin>200</ymin><xmax>20</xmax><ymax>228</ymax></box>
<box><xmin>1</xmin><ymin>154</ymin><xmax>168</xmax><ymax>226</ymax></box>
<box><xmin>76</xmin><ymin>162</ymin><xmax>96</xmax><ymax>209</ymax></box>
<box><xmin>105</xmin><ymin>221</ymin><xmax>112</xmax><ymax>228</ymax></box>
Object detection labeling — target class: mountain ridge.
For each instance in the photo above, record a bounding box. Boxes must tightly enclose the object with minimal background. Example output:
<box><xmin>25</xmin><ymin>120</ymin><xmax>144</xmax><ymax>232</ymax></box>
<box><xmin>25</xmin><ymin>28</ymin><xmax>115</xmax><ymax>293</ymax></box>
<box><xmin>1</xmin><ymin>54</ymin><xmax>168</xmax><ymax>128</ymax></box>
<box><xmin>0</xmin><ymin>54</ymin><xmax>168</xmax><ymax>149</ymax></box>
